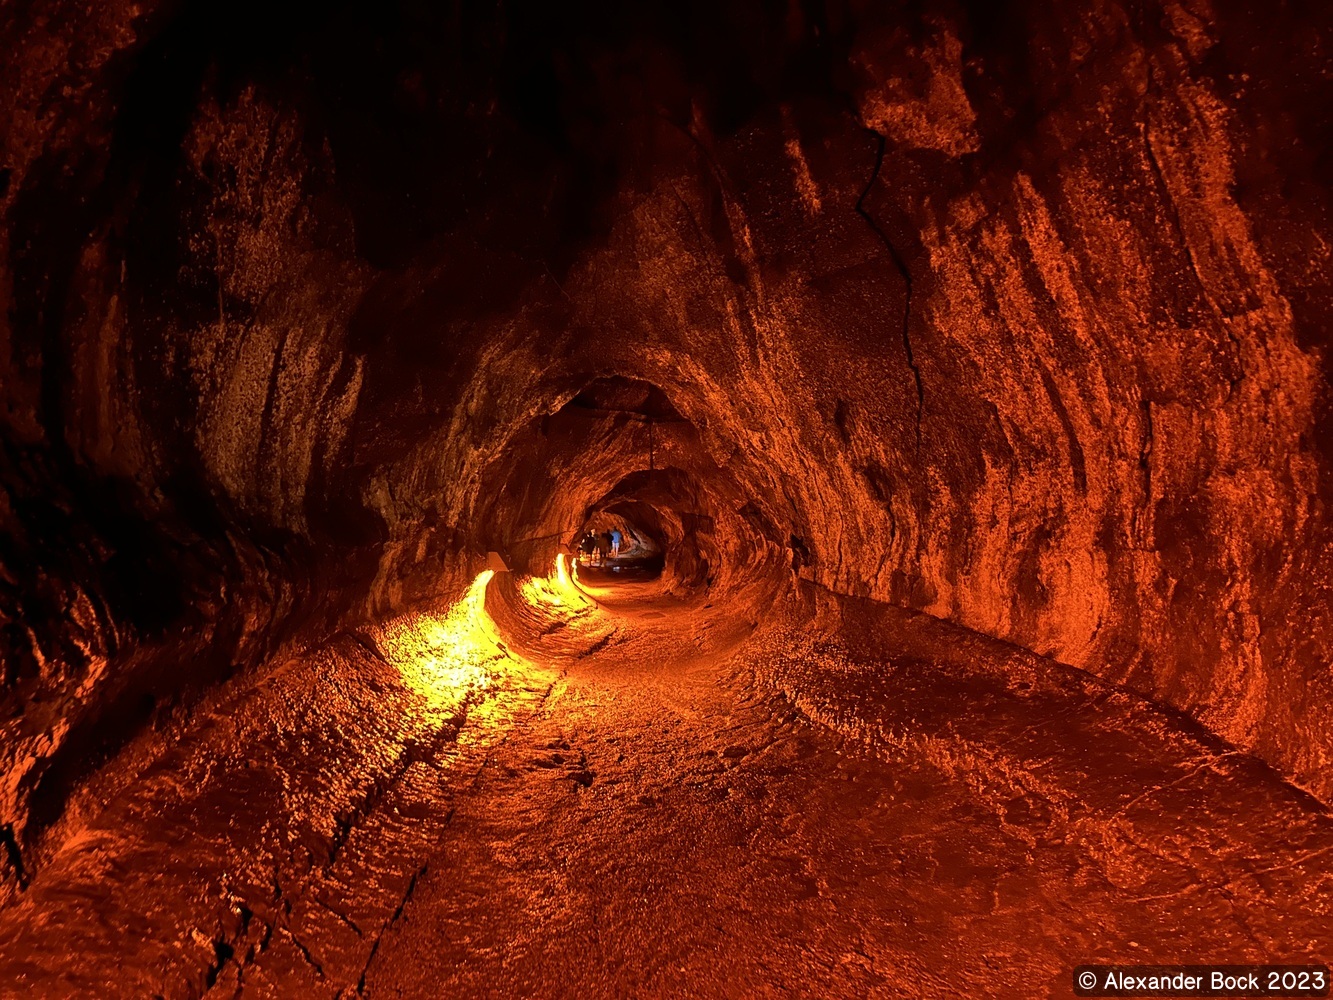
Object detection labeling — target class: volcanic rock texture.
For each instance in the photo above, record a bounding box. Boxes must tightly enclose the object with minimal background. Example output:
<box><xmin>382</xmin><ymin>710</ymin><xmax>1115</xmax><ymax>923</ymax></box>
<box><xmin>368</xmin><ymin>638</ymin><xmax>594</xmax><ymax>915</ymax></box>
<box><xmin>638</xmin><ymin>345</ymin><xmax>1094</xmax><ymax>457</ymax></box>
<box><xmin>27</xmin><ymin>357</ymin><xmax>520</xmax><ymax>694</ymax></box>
<box><xmin>0</xmin><ymin>0</ymin><xmax>1331</xmax><ymax>987</ymax></box>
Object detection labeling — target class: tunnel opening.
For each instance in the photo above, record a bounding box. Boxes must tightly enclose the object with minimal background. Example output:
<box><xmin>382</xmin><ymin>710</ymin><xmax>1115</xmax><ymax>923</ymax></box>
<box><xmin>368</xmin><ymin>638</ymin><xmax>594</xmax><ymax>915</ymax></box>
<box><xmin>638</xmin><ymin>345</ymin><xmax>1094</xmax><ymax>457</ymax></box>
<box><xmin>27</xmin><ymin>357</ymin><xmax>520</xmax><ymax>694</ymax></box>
<box><xmin>573</xmin><ymin>508</ymin><xmax>665</xmax><ymax>580</ymax></box>
<box><xmin>1</xmin><ymin>0</ymin><xmax>1331</xmax><ymax>994</ymax></box>
<box><xmin>578</xmin><ymin>466</ymin><xmax>744</xmax><ymax>597</ymax></box>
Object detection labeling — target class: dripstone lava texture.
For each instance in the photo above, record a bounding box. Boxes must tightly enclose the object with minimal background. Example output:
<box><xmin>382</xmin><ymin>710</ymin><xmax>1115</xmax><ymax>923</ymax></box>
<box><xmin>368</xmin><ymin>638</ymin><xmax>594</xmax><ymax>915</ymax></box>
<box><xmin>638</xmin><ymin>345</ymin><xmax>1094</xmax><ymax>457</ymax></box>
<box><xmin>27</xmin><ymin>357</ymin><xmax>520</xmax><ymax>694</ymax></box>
<box><xmin>0</xmin><ymin>1</ymin><xmax>1330</xmax><ymax>993</ymax></box>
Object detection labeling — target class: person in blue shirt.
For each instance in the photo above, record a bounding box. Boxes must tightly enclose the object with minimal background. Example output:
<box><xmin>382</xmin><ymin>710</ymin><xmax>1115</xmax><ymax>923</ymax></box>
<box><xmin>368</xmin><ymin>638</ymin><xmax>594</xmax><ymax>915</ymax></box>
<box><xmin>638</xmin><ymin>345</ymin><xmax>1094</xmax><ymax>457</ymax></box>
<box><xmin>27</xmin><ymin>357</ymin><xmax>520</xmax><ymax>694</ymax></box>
<box><xmin>610</xmin><ymin>528</ymin><xmax>622</xmax><ymax>558</ymax></box>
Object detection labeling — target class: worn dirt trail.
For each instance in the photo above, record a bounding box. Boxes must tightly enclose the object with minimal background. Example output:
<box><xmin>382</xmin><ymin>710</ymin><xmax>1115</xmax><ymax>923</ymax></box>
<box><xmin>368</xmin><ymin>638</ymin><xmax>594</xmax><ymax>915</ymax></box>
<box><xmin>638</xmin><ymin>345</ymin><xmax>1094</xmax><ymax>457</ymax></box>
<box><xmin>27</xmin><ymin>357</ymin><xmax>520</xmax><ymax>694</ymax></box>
<box><xmin>0</xmin><ymin>567</ymin><xmax>1330</xmax><ymax>998</ymax></box>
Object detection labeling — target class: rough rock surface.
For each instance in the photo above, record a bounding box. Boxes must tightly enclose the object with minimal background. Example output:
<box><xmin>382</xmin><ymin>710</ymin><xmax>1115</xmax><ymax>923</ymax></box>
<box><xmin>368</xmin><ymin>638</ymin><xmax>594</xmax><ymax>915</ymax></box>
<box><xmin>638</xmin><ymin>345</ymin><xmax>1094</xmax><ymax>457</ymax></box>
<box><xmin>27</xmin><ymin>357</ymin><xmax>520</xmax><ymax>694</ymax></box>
<box><xmin>0</xmin><ymin>0</ymin><xmax>1330</xmax><ymax>924</ymax></box>
<box><xmin>1</xmin><ymin>571</ymin><xmax>1329</xmax><ymax>997</ymax></box>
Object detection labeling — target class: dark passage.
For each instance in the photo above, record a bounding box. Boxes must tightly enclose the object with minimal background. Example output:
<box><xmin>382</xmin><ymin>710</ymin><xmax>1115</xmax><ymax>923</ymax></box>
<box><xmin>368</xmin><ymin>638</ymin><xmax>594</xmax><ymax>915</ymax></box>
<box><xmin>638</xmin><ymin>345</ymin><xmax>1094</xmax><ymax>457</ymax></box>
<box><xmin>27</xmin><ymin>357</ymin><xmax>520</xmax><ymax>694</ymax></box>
<box><xmin>0</xmin><ymin>1</ymin><xmax>1331</xmax><ymax>997</ymax></box>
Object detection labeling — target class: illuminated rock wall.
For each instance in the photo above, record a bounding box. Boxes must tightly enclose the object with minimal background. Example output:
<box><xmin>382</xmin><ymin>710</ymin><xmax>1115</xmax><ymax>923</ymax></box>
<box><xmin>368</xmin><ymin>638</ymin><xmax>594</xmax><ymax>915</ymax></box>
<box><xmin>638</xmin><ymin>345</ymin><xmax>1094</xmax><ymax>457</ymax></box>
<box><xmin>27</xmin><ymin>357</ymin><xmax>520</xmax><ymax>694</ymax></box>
<box><xmin>1</xmin><ymin>0</ymin><xmax>1329</xmax><ymax>902</ymax></box>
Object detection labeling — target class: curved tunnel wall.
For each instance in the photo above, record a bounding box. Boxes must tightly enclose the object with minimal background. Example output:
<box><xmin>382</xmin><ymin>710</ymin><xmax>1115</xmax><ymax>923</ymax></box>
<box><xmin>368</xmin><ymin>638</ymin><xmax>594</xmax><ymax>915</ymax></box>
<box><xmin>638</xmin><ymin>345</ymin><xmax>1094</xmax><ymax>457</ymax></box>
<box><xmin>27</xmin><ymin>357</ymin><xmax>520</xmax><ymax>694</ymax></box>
<box><xmin>1</xmin><ymin>0</ymin><xmax>1330</xmax><ymax>897</ymax></box>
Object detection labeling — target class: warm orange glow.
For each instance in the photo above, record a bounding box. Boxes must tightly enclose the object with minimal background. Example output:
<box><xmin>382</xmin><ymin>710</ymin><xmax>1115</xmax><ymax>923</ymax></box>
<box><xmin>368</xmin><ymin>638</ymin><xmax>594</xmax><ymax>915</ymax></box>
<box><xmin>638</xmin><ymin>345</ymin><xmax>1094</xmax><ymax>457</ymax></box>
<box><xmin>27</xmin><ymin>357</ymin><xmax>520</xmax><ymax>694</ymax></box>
<box><xmin>520</xmin><ymin>553</ymin><xmax>591</xmax><ymax>609</ymax></box>
<box><xmin>371</xmin><ymin>570</ymin><xmax>516</xmax><ymax>710</ymax></box>
<box><xmin>568</xmin><ymin>556</ymin><xmax>617</xmax><ymax>600</ymax></box>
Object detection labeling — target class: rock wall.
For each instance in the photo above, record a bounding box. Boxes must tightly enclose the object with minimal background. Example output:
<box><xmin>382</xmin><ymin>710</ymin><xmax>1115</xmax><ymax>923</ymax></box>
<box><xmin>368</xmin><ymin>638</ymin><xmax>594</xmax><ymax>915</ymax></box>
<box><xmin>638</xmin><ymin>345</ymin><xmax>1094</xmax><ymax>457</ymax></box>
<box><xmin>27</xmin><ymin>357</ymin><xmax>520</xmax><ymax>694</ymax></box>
<box><xmin>1</xmin><ymin>0</ymin><xmax>1329</xmax><ymax>899</ymax></box>
<box><xmin>542</xmin><ymin>0</ymin><xmax>1333</xmax><ymax>795</ymax></box>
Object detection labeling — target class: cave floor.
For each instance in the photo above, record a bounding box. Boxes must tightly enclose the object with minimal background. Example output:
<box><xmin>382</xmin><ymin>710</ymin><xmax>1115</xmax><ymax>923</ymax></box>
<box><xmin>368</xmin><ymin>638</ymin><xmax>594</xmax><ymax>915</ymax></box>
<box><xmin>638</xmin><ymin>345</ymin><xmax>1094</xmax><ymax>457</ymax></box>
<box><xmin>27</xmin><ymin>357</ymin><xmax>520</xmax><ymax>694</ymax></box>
<box><xmin>0</xmin><ymin>577</ymin><xmax>1330</xmax><ymax>998</ymax></box>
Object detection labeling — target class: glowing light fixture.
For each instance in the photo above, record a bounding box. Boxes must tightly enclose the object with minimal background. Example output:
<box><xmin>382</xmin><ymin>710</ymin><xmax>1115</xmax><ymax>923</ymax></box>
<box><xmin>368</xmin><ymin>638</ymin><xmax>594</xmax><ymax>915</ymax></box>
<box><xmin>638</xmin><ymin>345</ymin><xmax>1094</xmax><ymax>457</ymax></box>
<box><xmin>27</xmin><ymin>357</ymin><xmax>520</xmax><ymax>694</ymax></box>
<box><xmin>371</xmin><ymin>569</ymin><xmax>513</xmax><ymax>711</ymax></box>
<box><xmin>520</xmin><ymin>553</ymin><xmax>591</xmax><ymax>609</ymax></box>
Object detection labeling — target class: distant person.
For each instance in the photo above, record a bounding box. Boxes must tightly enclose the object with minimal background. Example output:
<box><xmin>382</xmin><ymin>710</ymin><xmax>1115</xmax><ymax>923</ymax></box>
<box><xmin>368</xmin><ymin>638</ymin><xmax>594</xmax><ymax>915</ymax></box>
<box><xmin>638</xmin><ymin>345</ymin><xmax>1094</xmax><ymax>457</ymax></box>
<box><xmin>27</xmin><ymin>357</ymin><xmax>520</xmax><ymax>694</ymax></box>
<box><xmin>579</xmin><ymin>534</ymin><xmax>596</xmax><ymax>564</ymax></box>
<box><xmin>596</xmin><ymin>532</ymin><xmax>612</xmax><ymax>566</ymax></box>
<box><xmin>610</xmin><ymin>528</ymin><xmax>622</xmax><ymax>558</ymax></box>
<box><xmin>789</xmin><ymin>533</ymin><xmax>810</xmax><ymax>584</ymax></box>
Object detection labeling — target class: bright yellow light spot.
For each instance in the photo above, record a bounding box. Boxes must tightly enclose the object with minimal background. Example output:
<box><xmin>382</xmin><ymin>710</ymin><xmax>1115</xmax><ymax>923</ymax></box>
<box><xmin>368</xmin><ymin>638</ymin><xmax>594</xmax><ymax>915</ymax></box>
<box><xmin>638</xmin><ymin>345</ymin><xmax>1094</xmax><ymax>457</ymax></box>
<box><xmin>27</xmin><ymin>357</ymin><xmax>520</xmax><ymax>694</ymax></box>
<box><xmin>371</xmin><ymin>570</ymin><xmax>515</xmax><ymax>711</ymax></box>
<box><xmin>520</xmin><ymin>553</ymin><xmax>591</xmax><ymax>609</ymax></box>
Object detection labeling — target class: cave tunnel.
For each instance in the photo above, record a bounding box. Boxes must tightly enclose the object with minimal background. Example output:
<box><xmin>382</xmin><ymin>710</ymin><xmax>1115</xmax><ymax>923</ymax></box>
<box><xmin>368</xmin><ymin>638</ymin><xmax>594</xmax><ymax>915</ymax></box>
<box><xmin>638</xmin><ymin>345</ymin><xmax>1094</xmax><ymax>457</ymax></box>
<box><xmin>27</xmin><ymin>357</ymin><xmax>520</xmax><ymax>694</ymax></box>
<box><xmin>1</xmin><ymin>0</ymin><xmax>1331</xmax><ymax>996</ymax></box>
